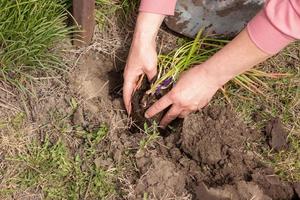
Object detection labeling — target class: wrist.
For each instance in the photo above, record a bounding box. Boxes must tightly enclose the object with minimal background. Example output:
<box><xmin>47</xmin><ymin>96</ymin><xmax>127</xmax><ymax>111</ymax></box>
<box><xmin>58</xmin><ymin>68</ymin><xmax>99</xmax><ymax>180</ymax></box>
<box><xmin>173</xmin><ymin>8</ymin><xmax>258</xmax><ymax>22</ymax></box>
<box><xmin>194</xmin><ymin>64</ymin><xmax>230</xmax><ymax>88</ymax></box>
<box><xmin>132</xmin><ymin>31</ymin><xmax>156</xmax><ymax>46</ymax></box>
<box><xmin>133</xmin><ymin>12</ymin><xmax>165</xmax><ymax>44</ymax></box>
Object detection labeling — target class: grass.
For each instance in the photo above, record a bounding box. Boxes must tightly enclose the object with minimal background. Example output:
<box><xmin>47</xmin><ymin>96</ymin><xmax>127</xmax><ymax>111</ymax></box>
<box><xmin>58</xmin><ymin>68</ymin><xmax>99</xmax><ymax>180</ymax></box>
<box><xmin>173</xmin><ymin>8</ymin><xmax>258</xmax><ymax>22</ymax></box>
<box><xmin>95</xmin><ymin>0</ymin><xmax>139</xmax><ymax>30</ymax></box>
<box><xmin>139</xmin><ymin>122</ymin><xmax>160</xmax><ymax>150</ymax></box>
<box><xmin>0</xmin><ymin>112</ymin><xmax>29</xmax><ymax>158</ymax></box>
<box><xmin>0</xmin><ymin>0</ymin><xmax>72</xmax><ymax>91</ymax></box>
<box><xmin>266</xmin><ymin>135</ymin><xmax>300</xmax><ymax>181</ymax></box>
<box><xmin>0</xmin><ymin>111</ymin><xmax>117</xmax><ymax>199</ymax></box>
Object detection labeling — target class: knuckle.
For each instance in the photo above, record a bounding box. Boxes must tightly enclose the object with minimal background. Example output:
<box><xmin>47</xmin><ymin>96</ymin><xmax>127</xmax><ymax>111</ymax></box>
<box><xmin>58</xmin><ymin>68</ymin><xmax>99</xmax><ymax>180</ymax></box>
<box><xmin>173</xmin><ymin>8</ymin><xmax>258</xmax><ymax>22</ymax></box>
<box><xmin>143</xmin><ymin>65</ymin><xmax>155</xmax><ymax>74</ymax></box>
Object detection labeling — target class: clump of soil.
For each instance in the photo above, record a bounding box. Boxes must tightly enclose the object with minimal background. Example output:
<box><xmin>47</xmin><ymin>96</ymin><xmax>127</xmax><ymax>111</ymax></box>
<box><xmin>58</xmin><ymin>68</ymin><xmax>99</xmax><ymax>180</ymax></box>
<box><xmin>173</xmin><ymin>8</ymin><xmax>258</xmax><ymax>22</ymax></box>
<box><xmin>265</xmin><ymin>117</ymin><xmax>289</xmax><ymax>151</ymax></box>
<box><xmin>129</xmin><ymin>106</ymin><xmax>296</xmax><ymax>199</ymax></box>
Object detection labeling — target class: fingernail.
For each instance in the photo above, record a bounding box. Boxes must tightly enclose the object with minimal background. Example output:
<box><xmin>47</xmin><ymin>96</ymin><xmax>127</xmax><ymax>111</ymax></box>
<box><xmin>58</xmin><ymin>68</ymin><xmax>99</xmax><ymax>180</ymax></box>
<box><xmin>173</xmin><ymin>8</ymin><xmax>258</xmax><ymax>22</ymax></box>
<box><xmin>144</xmin><ymin>112</ymin><xmax>149</xmax><ymax>118</ymax></box>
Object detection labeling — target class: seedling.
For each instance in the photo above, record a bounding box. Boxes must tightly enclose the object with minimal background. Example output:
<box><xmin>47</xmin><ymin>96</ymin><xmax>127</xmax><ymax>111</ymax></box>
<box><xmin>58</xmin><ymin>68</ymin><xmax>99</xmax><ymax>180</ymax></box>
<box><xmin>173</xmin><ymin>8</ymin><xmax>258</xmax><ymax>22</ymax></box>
<box><xmin>139</xmin><ymin>122</ymin><xmax>160</xmax><ymax>149</ymax></box>
<box><xmin>148</xmin><ymin>30</ymin><xmax>289</xmax><ymax>100</ymax></box>
<box><xmin>69</xmin><ymin>97</ymin><xmax>78</xmax><ymax>112</ymax></box>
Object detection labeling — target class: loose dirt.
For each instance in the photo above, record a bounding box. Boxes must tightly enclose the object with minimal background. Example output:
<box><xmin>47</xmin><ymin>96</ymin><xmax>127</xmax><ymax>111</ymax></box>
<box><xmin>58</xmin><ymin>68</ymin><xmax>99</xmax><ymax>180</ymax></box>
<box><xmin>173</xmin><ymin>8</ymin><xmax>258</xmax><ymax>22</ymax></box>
<box><xmin>69</xmin><ymin>49</ymin><xmax>299</xmax><ymax>199</ymax></box>
<box><xmin>130</xmin><ymin>106</ymin><xmax>296</xmax><ymax>199</ymax></box>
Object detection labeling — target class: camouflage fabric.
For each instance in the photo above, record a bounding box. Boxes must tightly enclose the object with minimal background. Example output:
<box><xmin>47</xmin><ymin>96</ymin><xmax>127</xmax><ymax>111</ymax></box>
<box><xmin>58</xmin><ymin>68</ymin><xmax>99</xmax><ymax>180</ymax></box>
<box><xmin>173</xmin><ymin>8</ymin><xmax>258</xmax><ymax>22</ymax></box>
<box><xmin>165</xmin><ymin>0</ymin><xmax>264</xmax><ymax>38</ymax></box>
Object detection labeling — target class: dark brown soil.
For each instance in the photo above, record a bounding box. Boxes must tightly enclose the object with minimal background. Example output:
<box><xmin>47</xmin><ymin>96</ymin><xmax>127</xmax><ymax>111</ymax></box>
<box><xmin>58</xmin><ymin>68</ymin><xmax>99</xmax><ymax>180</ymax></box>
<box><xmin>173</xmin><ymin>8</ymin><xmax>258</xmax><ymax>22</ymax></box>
<box><xmin>131</xmin><ymin>76</ymin><xmax>166</xmax><ymax>129</ymax></box>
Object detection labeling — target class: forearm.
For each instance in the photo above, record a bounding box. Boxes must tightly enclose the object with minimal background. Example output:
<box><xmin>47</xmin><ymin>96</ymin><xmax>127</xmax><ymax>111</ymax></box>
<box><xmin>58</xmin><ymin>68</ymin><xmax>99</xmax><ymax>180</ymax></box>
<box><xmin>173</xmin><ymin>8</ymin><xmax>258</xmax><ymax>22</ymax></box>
<box><xmin>132</xmin><ymin>12</ymin><xmax>165</xmax><ymax>46</ymax></box>
<box><xmin>200</xmin><ymin>29</ymin><xmax>270</xmax><ymax>87</ymax></box>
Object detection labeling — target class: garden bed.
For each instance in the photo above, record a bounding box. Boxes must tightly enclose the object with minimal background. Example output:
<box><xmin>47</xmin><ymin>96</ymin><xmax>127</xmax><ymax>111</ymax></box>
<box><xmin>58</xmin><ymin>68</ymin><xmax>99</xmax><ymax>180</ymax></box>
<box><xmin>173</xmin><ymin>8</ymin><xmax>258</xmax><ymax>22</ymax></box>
<box><xmin>0</xmin><ymin>1</ymin><xmax>299</xmax><ymax>199</ymax></box>
<box><xmin>67</xmin><ymin>50</ymin><xmax>300</xmax><ymax>199</ymax></box>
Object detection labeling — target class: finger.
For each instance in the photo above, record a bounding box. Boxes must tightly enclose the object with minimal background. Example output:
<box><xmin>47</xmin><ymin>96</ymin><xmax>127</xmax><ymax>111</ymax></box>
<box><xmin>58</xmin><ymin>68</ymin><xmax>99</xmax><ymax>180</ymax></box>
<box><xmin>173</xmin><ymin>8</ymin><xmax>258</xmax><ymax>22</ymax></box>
<box><xmin>145</xmin><ymin>94</ymin><xmax>172</xmax><ymax>118</ymax></box>
<box><xmin>160</xmin><ymin>105</ymin><xmax>182</xmax><ymax>128</ymax></box>
<box><xmin>178</xmin><ymin>110</ymin><xmax>191</xmax><ymax>118</ymax></box>
<box><xmin>123</xmin><ymin>75</ymin><xmax>138</xmax><ymax>115</ymax></box>
<box><xmin>134</xmin><ymin>74</ymin><xmax>145</xmax><ymax>92</ymax></box>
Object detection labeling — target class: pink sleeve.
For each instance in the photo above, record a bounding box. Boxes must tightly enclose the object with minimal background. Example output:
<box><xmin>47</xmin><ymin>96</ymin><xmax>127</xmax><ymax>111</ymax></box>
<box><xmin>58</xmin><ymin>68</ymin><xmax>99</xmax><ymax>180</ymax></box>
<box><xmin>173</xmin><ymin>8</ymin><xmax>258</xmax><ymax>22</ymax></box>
<box><xmin>247</xmin><ymin>0</ymin><xmax>300</xmax><ymax>54</ymax></box>
<box><xmin>139</xmin><ymin>0</ymin><xmax>177</xmax><ymax>16</ymax></box>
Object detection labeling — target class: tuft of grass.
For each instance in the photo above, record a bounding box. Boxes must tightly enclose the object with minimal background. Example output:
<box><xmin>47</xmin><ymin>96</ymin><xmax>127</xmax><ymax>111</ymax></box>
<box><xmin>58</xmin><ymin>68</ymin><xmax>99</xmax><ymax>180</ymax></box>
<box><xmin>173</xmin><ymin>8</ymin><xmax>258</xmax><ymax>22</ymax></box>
<box><xmin>1</xmin><ymin>124</ymin><xmax>116</xmax><ymax>199</ymax></box>
<box><xmin>75</xmin><ymin>124</ymin><xmax>109</xmax><ymax>158</ymax></box>
<box><xmin>139</xmin><ymin>122</ymin><xmax>160</xmax><ymax>150</ymax></box>
<box><xmin>0</xmin><ymin>0</ymin><xmax>72</xmax><ymax>90</ymax></box>
<box><xmin>120</xmin><ymin>0</ymin><xmax>140</xmax><ymax>18</ymax></box>
<box><xmin>95</xmin><ymin>0</ymin><xmax>139</xmax><ymax>30</ymax></box>
<box><xmin>0</xmin><ymin>112</ymin><xmax>28</xmax><ymax>158</ymax></box>
<box><xmin>95</xmin><ymin>0</ymin><xmax>122</xmax><ymax>30</ymax></box>
<box><xmin>149</xmin><ymin>30</ymin><xmax>289</xmax><ymax>99</ymax></box>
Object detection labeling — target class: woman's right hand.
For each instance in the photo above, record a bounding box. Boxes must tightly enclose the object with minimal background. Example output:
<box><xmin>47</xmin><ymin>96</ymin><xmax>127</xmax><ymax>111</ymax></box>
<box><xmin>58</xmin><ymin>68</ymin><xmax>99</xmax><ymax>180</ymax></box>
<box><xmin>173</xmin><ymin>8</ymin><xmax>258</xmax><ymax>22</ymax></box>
<box><xmin>123</xmin><ymin>12</ymin><xmax>165</xmax><ymax>114</ymax></box>
<box><xmin>123</xmin><ymin>39</ymin><xmax>157</xmax><ymax>114</ymax></box>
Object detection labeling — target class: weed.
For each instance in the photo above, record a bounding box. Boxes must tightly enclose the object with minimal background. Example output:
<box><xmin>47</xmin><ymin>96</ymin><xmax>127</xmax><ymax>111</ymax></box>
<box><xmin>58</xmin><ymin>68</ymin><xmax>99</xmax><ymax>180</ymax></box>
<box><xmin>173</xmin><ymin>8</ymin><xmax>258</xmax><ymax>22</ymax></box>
<box><xmin>69</xmin><ymin>97</ymin><xmax>79</xmax><ymax>111</ymax></box>
<box><xmin>143</xmin><ymin>192</ymin><xmax>149</xmax><ymax>200</ymax></box>
<box><xmin>0</xmin><ymin>0</ymin><xmax>72</xmax><ymax>90</ymax></box>
<box><xmin>76</xmin><ymin>124</ymin><xmax>109</xmax><ymax>157</ymax></box>
<box><xmin>139</xmin><ymin>122</ymin><xmax>160</xmax><ymax>149</ymax></box>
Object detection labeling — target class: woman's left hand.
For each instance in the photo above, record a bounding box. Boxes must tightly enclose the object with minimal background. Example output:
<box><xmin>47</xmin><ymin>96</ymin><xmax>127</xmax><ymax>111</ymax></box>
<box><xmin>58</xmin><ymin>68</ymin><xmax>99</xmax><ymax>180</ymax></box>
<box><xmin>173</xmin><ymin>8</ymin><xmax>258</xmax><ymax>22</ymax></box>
<box><xmin>145</xmin><ymin>64</ymin><xmax>222</xmax><ymax>128</ymax></box>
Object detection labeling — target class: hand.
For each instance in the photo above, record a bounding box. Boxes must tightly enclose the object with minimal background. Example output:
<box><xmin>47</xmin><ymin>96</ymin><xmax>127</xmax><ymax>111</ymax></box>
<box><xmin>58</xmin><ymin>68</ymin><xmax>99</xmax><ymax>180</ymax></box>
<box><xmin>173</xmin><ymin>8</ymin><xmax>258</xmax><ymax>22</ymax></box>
<box><xmin>123</xmin><ymin>12</ymin><xmax>164</xmax><ymax>114</ymax></box>
<box><xmin>145</xmin><ymin>65</ymin><xmax>221</xmax><ymax>128</ymax></box>
<box><xmin>123</xmin><ymin>40</ymin><xmax>157</xmax><ymax>114</ymax></box>
<box><xmin>144</xmin><ymin>28</ymin><xmax>270</xmax><ymax>128</ymax></box>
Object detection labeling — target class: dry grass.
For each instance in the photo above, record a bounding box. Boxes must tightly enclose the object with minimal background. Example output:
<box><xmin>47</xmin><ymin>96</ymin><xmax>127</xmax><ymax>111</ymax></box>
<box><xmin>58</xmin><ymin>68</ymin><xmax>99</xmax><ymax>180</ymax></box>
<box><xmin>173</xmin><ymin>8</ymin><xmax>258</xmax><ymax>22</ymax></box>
<box><xmin>0</xmin><ymin>113</ymin><xmax>33</xmax><ymax>157</ymax></box>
